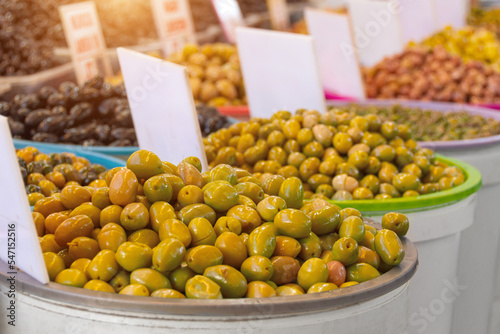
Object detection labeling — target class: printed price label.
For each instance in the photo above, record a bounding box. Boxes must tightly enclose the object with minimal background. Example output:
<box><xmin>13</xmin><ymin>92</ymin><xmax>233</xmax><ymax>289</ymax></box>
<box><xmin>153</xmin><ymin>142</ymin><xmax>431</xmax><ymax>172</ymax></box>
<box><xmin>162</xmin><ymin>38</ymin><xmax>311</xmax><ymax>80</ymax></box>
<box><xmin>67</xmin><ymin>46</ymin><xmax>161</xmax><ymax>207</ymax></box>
<box><xmin>59</xmin><ymin>2</ymin><xmax>112</xmax><ymax>84</ymax></box>
<box><xmin>151</xmin><ymin>0</ymin><xmax>196</xmax><ymax>56</ymax></box>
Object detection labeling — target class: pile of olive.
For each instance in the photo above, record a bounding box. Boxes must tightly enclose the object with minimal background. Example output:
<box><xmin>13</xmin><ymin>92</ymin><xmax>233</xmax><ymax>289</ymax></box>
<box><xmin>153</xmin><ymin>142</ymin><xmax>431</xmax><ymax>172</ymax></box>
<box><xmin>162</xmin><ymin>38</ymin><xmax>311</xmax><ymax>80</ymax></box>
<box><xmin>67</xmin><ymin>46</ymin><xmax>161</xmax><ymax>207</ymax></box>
<box><xmin>0</xmin><ymin>0</ymin><xmax>65</xmax><ymax>76</ymax></box>
<box><xmin>17</xmin><ymin>146</ymin><xmax>107</xmax><ymax>206</ymax></box>
<box><xmin>364</xmin><ymin>45</ymin><xmax>500</xmax><ymax>104</ymax></box>
<box><xmin>1</xmin><ymin>76</ymin><xmax>231</xmax><ymax>145</ymax></box>
<box><xmin>2</xmin><ymin>77</ymin><xmax>135</xmax><ymax>146</ymax></box>
<box><xmin>204</xmin><ymin>109</ymin><xmax>466</xmax><ymax>201</ymax></box>
<box><xmin>334</xmin><ymin>104</ymin><xmax>500</xmax><ymax>141</ymax></box>
<box><xmin>167</xmin><ymin>44</ymin><xmax>246</xmax><ymax>107</ymax></box>
<box><xmin>36</xmin><ymin>149</ymin><xmax>408</xmax><ymax>299</ymax></box>
<box><xmin>418</xmin><ymin>26</ymin><xmax>500</xmax><ymax>72</ymax></box>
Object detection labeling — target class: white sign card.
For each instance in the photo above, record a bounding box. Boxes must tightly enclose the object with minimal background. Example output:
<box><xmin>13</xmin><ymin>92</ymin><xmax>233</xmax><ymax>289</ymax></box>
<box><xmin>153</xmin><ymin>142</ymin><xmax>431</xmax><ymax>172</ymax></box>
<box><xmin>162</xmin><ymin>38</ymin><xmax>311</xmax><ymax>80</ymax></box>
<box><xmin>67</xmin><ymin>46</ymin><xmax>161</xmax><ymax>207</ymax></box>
<box><xmin>398</xmin><ymin>0</ymin><xmax>438</xmax><ymax>44</ymax></box>
<box><xmin>150</xmin><ymin>0</ymin><xmax>196</xmax><ymax>56</ymax></box>
<box><xmin>236</xmin><ymin>27</ymin><xmax>326</xmax><ymax>118</ymax></box>
<box><xmin>434</xmin><ymin>0</ymin><xmax>468</xmax><ymax>29</ymax></box>
<box><xmin>266</xmin><ymin>0</ymin><xmax>291</xmax><ymax>31</ymax></box>
<box><xmin>59</xmin><ymin>2</ymin><xmax>112</xmax><ymax>84</ymax></box>
<box><xmin>0</xmin><ymin>117</ymin><xmax>49</xmax><ymax>284</ymax></box>
<box><xmin>211</xmin><ymin>0</ymin><xmax>245</xmax><ymax>43</ymax></box>
<box><xmin>347</xmin><ymin>0</ymin><xmax>404</xmax><ymax>67</ymax></box>
<box><xmin>305</xmin><ymin>8</ymin><xmax>366</xmax><ymax>99</ymax></box>
<box><xmin>117</xmin><ymin>48</ymin><xmax>208</xmax><ymax>170</ymax></box>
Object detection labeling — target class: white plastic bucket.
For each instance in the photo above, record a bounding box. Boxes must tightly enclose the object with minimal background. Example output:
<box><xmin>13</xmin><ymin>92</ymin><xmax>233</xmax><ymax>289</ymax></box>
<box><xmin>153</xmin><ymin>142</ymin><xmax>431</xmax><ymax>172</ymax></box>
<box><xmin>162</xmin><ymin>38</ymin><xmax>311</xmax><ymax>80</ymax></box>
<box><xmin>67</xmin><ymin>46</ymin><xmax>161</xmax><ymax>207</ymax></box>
<box><xmin>326</xmin><ymin>153</ymin><xmax>481</xmax><ymax>334</ymax></box>
<box><xmin>366</xmin><ymin>195</ymin><xmax>477</xmax><ymax>334</ymax></box>
<box><xmin>0</xmin><ymin>231</ymin><xmax>417</xmax><ymax>334</ymax></box>
<box><xmin>328</xmin><ymin>99</ymin><xmax>499</xmax><ymax>334</ymax></box>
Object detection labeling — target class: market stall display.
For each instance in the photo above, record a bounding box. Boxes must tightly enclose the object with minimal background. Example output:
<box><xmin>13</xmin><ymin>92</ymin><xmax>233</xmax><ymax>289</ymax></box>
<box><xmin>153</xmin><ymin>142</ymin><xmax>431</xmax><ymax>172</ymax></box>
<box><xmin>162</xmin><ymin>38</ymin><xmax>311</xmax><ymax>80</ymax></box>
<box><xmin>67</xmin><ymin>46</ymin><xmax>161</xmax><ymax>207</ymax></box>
<box><xmin>30</xmin><ymin>148</ymin><xmax>411</xmax><ymax>299</ymax></box>
<box><xmin>364</xmin><ymin>46</ymin><xmax>500</xmax><ymax>104</ymax></box>
<box><xmin>167</xmin><ymin>44</ymin><xmax>246</xmax><ymax>107</ymax></box>
<box><xmin>2</xmin><ymin>76</ymin><xmax>233</xmax><ymax>149</ymax></box>
<box><xmin>0</xmin><ymin>0</ymin><xmax>65</xmax><ymax>76</ymax></box>
<box><xmin>327</xmin><ymin>99</ymin><xmax>500</xmax><ymax>334</ymax></box>
<box><xmin>468</xmin><ymin>7</ymin><xmax>500</xmax><ymax>38</ymax></box>
<box><xmin>205</xmin><ymin>109</ymin><xmax>468</xmax><ymax>201</ymax></box>
<box><xmin>418</xmin><ymin>26</ymin><xmax>500</xmax><ymax>72</ymax></box>
<box><xmin>336</xmin><ymin>104</ymin><xmax>500</xmax><ymax>141</ymax></box>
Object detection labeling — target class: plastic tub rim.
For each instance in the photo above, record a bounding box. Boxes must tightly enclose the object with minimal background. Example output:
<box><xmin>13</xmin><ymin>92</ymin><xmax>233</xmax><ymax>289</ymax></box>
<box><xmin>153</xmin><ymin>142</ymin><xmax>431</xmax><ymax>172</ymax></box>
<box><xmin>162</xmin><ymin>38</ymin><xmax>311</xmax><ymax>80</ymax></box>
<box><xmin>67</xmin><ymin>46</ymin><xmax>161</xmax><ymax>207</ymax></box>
<box><xmin>0</xmin><ymin>222</ymin><xmax>417</xmax><ymax>317</ymax></box>
<box><xmin>326</xmin><ymin>155</ymin><xmax>482</xmax><ymax>212</ymax></box>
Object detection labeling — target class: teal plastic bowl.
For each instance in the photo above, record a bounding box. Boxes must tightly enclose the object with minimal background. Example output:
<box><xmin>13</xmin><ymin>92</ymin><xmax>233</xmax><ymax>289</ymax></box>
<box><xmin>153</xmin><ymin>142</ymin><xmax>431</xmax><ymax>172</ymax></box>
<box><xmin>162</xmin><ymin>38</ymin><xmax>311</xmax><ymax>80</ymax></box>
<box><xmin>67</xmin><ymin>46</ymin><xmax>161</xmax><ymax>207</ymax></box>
<box><xmin>14</xmin><ymin>141</ymin><xmax>126</xmax><ymax>169</ymax></box>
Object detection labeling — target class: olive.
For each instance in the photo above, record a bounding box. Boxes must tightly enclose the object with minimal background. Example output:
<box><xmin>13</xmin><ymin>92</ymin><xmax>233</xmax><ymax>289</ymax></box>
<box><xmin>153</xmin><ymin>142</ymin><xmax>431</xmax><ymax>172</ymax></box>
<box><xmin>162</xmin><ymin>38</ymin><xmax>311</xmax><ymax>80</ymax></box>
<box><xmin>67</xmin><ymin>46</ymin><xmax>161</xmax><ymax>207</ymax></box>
<box><xmin>245</xmin><ymin>281</ymin><xmax>276</xmax><ymax>298</ymax></box>
<box><xmin>186</xmin><ymin>245</ymin><xmax>224</xmax><ymax>274</ymax></box>
<box><xmin>185</xmin><ymin>275</ymin><xmax>223</xmax><ymax>299</ymax></box>
<box><xmin>130</xmin><ymin>268</ymin><xmax>172</xmax><ymax>293</ymax></box>
<box><xmin>115</xmin><ymin>242</ymin><xmax>153</xmax><ymax>272</ymax></box>
<box><xmin>274</xmin><ymin>209</ymin><xmax>312</xmax><ymax>239</ymax></box>
<box><xmin>152</xmin><ymin>238</ymin><xmax>186</xmax><ymax>272</ymax></box>
<box><xmin>55</xmin><ymin>269</ymin><xmax>88</xmax><ymax>288</ymax></box>
<box><xmin>241</xmin><ymin>256</ymin><xmax>274</xmax><ymax>282</ymax></box>
<box><xmin>297</xmin><ymin>258</ymin><xmax>329</xmax><ymax>291</ymax></box>
<box><xmin>332</xmin><ymin>237</ymin><xmax>359</xmax><ymax>267</ymax></box>
<box><xmin>204</xmin><ymin>265</ymin><xmax>248</xmax><ymax>298</ymax></box>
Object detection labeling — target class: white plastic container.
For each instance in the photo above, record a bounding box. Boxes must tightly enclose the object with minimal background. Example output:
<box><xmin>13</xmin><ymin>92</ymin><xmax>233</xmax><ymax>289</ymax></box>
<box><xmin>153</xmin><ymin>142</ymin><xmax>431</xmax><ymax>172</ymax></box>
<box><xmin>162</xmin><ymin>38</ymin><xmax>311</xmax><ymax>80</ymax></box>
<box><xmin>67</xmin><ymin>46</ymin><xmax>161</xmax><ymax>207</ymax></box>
<box><xmin>421</xmin><ymin>140</ymin><xmax>500</xmax><ymax>334</ymax></box>
<box><xmin>327</xmin><ymin>154</ymin><xmax>481</xmax><ymax>334</ymax></box>
<box><xmin>0</xmin><ymin>225</ymin><xmax>418</xmax><ymax>334</ymax></box>
<box><xmin>328</xmin><ymin>99</ymin><xmax>499</xmax><ymax>334</ymax></box>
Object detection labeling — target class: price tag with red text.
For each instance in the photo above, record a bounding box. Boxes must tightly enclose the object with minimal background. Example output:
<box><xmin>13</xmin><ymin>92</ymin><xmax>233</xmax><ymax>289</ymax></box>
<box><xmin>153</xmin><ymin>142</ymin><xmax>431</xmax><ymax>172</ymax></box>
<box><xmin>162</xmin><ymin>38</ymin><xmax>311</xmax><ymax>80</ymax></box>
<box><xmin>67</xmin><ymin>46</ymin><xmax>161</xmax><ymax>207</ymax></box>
<box><xmin>211</xmin><ymin>0</ymin><xmax>245</xmax><ymax>43</ymax></box>
<box><xmin>59</xmin><ymin>2</ymin><xmax>112</xmax><ymax>84</ymax></box>
<box><xmin>151</xmin><ymin>0</ymin><xmax>196</xmax><ymax>56</ymax></box>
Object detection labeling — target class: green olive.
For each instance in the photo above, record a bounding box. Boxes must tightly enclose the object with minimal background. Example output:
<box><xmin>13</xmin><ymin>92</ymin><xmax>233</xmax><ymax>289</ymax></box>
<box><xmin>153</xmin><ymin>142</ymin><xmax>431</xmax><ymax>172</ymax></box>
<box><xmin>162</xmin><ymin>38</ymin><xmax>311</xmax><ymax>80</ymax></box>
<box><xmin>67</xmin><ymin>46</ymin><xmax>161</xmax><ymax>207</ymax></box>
<box><xmin>203</xmin><ymin>182</ymin><xmax>240</xmax><ymax>212</ymax></box>
<box><xmin>130</xmin><ymin>268</ymin><xmax>172</xmax><ymax>293</ymax></box>
<box><xmin>274</xmin><ymin>209</ymin><xmax>312</xmax><ymax>239</ymax></box>
<box><xmin>297</xmin><ymin>258</ymin><xmax>329</xmax><ymax>291</ymax></box>
<box><xmin>55</xmin><ymin>269</ymin><xmax>88</xmax><ymax>288</ymax></box>
<box><xmin>307</xmin><ymin>282</ymin><xmax>338</xmax><ymax>294</ymax></box>
<box><xmin>169</xmin><ymin>265</ymin><xmax>196</xmax><ymax>293</ymax></box>
<box><xmin>188</xmin><ymin>217</ymin><xmax>217</xmax><ymax>247</ymax></box>
<box><xmin>185</xmin><ymin>275</ymin><xmax>223</xmax><ymax>299</ymax></box>
<box><xmin>332</xmin><ymin>237</ymin><xmax>359</xmax><ymax>267</ymax></box>
<box><xmin>151</xmin><ymin>289</ymin><xmax>186</xmax><ymax>299</ymax></box>
<box><xmin>215</xmin><ymin>232</ymin><xmax>248</xmax><ymax>269</ymax></box>
<box><xmin>279</xmin><ymin>177</ymin><xmax>304</xmax><ymax>209</ymax></box>
<box><xmin>204</xmin><ymin>265</ymin><xmax>248</xmax><ymax>298</ymax></box>
<box><xmin>298</xmin><ymin>232</ymin><xmax>322</xmax><ymax>261</ymax></box>
<box><xmin>178</xmin><ymin>203</ymin><xmax>216</xmax><ymax>226</ymax></box>
<box><xmin>339</xmin><ymin>216</ymin><xmax>365</xmax><ymax>243</ymax></box>
<box><xmin>381</xmin><ymin>212</ymin><xmax>410</xmax><ymax>237</ymax></box>
<box><xmin>246</xmin><ymin>281</ymin><xmax>276</xmax><ymax>298</ymax></box>
<box><xmin>43</xmin><ymin>252</ymin><xmax>66</xmax><ymax>281</ymax></box>
<box><xmin>83</xmin><ymin>280</ymin><xmax>115</xmax><ymax>293</ymax></box>
<box><xmin>240</xmin><ymin>255</ymin><xmax>274</xmax><ymax>282</ymax></box>
<box><xmin>152</xmin><ymin>238</ymin><xmax>186</xmax><ymax>272</ymax></box>
<box><xmin>149</xmin><ymin>201</ymin><xmax>176</xmax><ymax>232</ymax></box>
<box><xmin>374</xmin><ymin>229</ymin><xmax>405</xmax><ymax>266</ymax></box>
<box><xmin>186</xmin><ymin>245</ymin><xmax>224</xmax><ymax>274</ymax></box>
<box><xmin>346</xmin><ymin>263</ymin><xmax>380</xmax><ymax>282</ymax></box>
<box><xmin>119</xmin><ymin>284</ymin><xmax>150</xmax><ymax>296</ymax></box>
<box><xmin>115</xmin><ymin>242</ymin><xmax>153</xmax><ymax>272</ymax></box>
<box><xmin>87</xmin><ymin>249</ymin><xmax>119</xmax><ymax>281</ymax></box>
